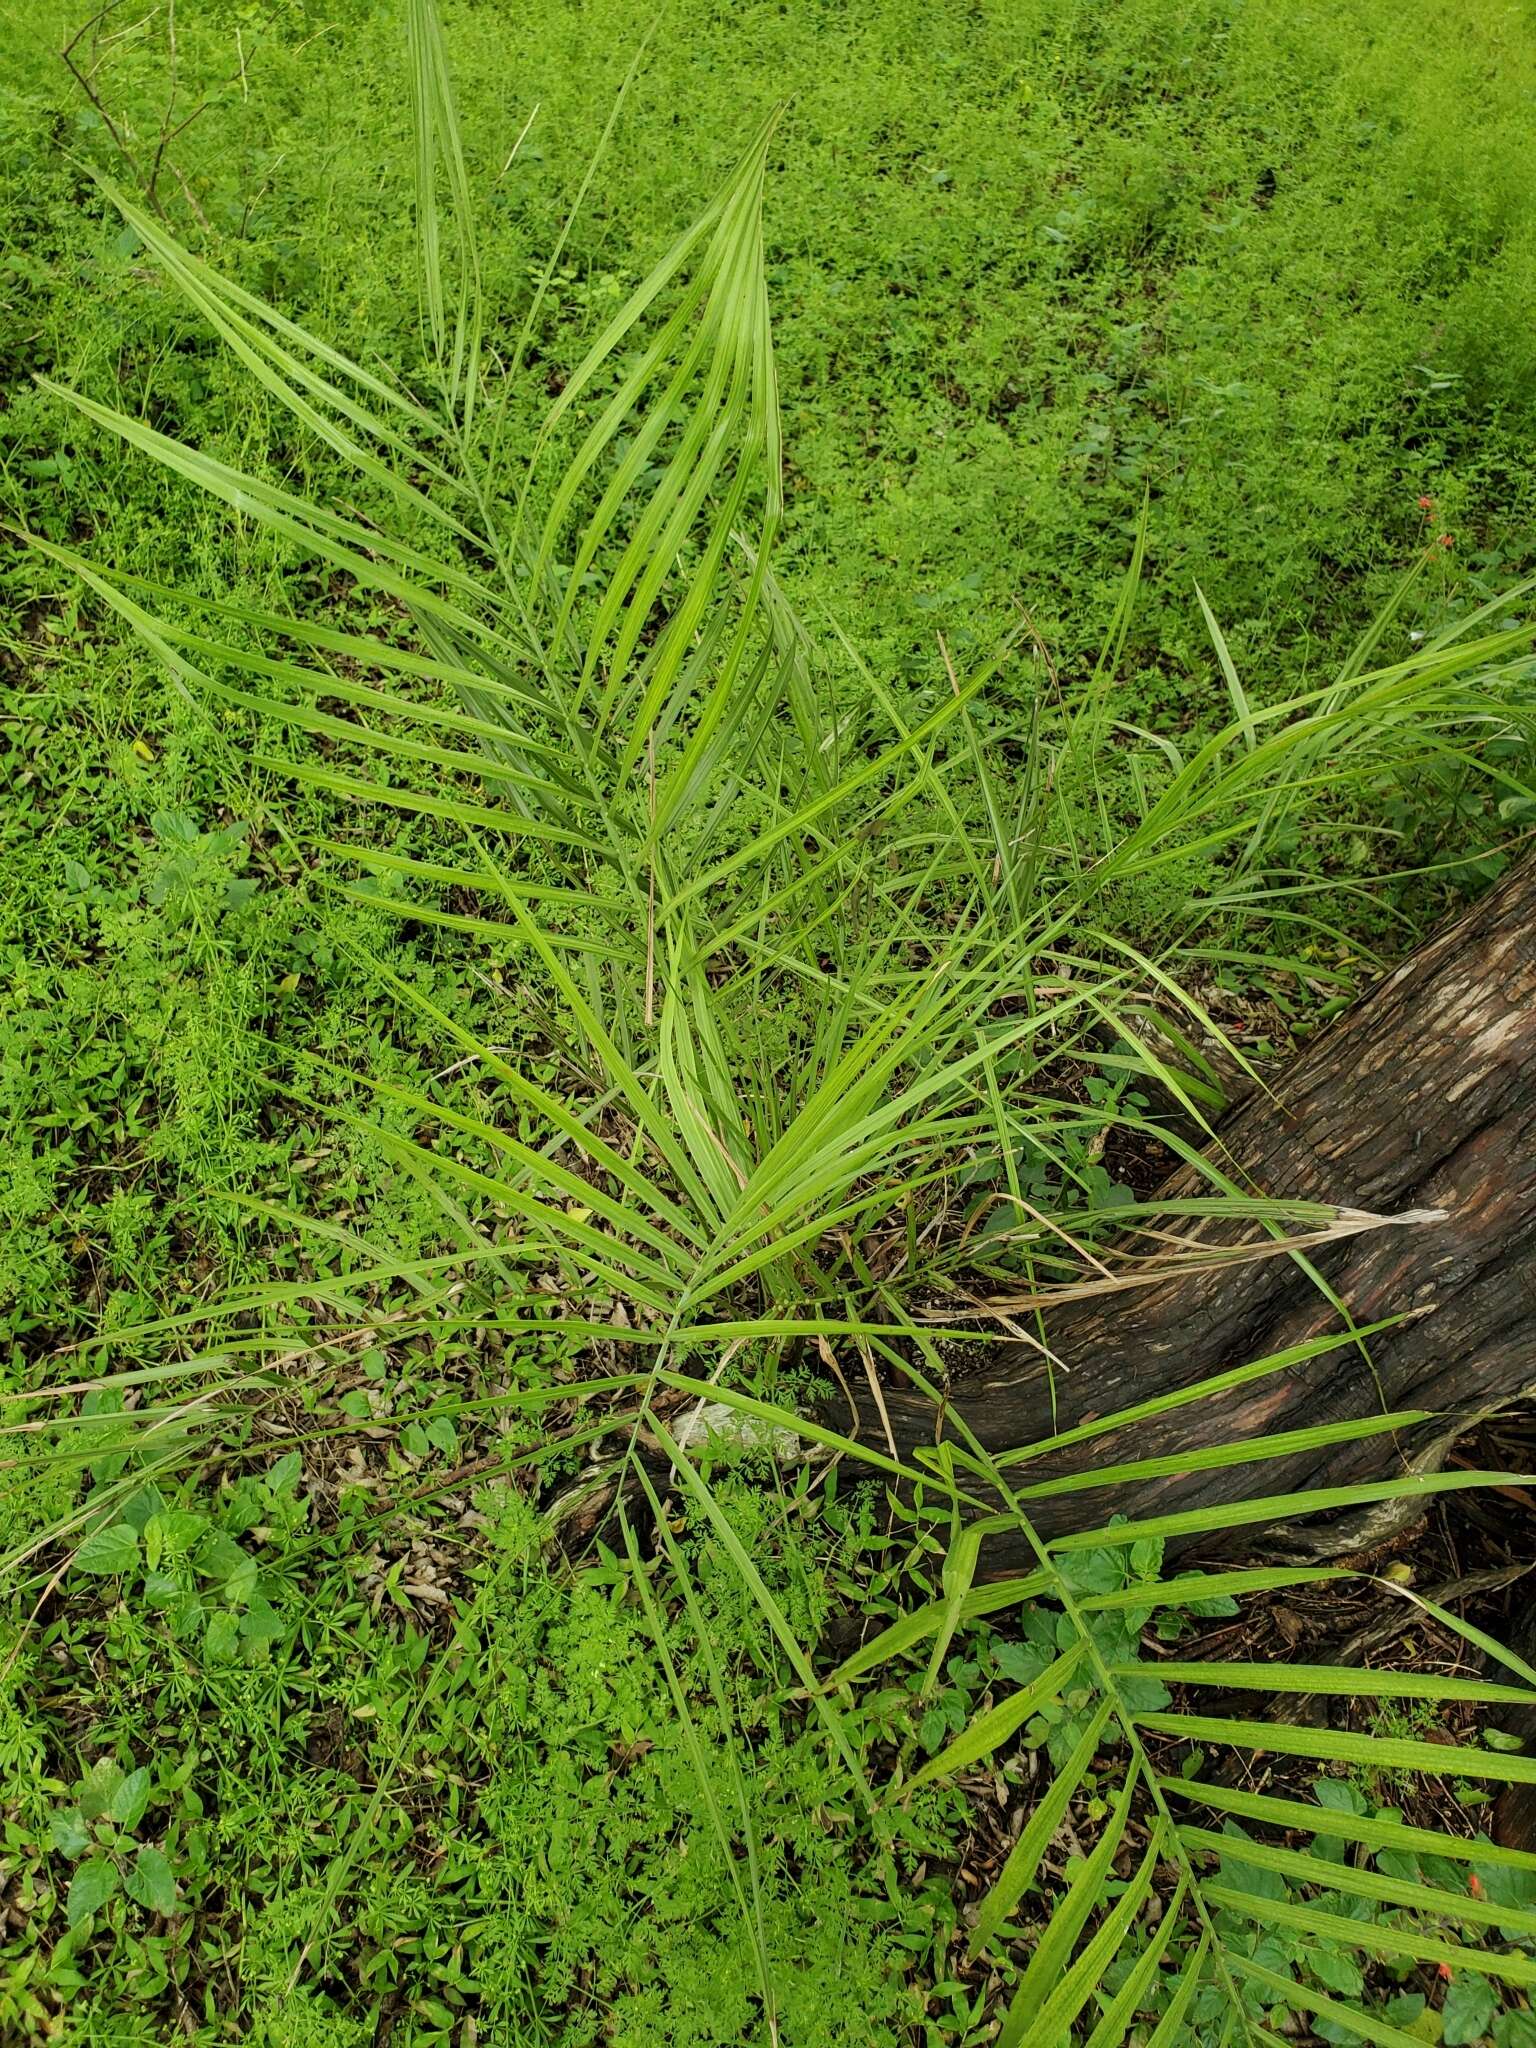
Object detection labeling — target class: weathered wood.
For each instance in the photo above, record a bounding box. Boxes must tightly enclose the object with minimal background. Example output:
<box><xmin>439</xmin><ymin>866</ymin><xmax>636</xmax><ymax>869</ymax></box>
<box><xmin>843</xmin><ymin>859</ymin><xmax>1536</xmax><ymax>1566</ymax></box>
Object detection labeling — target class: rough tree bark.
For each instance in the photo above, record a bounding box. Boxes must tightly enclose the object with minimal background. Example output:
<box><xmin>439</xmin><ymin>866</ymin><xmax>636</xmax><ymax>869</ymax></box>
<box><xmin>840</xmin><ymin>858</ymin><xmax>1536</xmax><ymax>1567</ymax></box>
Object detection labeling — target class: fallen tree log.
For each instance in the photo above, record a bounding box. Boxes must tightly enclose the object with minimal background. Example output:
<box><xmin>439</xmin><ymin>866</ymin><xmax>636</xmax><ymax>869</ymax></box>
<box><xmin>842</xmin><ymin>857</ymin><xmax>1536</xmax><ymax>1565</ymax></box>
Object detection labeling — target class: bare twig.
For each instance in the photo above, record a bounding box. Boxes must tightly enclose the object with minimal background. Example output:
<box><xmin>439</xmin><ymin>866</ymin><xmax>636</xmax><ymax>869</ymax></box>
<box><xmin>496</xmin><ymin>101</ymin><xmax>539</xmax><ymax>182</ymax></box>
<box><xmin>59</xmin><ymin>0</ymin><xmax>150</xmax><ymax>197</ymax></box>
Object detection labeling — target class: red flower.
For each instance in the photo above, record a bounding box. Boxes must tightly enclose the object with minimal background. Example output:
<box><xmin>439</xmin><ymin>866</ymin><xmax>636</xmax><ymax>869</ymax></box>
<box><xmin>1440</xmin><ymin>533</ymin><xmax>1454</xmax><ymax>548</ymax></box>
<box><xmin>1418</xmin><ymin>495</ymin><xmax>1435</xmax><ymax>510</ymax></box>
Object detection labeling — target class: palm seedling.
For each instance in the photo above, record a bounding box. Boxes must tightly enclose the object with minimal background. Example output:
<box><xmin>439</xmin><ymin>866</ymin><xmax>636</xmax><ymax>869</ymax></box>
<box><xmin>23</xmin><ymin>1</ymin><xmax>1536</xmax><ymax>2036</ymax></box>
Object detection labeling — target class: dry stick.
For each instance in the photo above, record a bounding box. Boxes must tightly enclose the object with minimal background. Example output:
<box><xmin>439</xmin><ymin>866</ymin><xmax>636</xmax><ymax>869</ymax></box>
<box><xmin>1344</xmin><ymin>1564</ymin><xmax>1531</xmax><ymax>1666</ymax></box>
<box><xmin>949</xmin><ymin>1291</ymin><xmax>1070</xmax><ymax>1380</ymax></box>
<box><xmin>496</xmin><ymin>102</ymin><xmax>540</xmax><ymax>183</ymax></box>
<box><xmin>1011</xmin><ymin>1190</ymin><xmax>1117</xmax><ymax>1284</ymax></box>
<box><xmin>1016</xmin><ymin>599</ymin><xmax>1063</xmax><ymax>706</ymax></box>
<box><xmin>813</xmin><ymin>1331</ymin><xmax>862</xmax><ymax>1444</ymax></box>
<box><xmin>236</xmin><ymin>168</ymin><xmax>279</xmax><ymax>242</ymax></box>
<box><xmin>1252</xmin><ymin>1565</ymin><xmax>1532</xmax><ymax>1734</ymax></box>
<box><xmin>946</xmin><ymin>1207</ymin><xmax>1448</xmax><ymax>1320</ymax></box>
<box><xmin>59</xmin><ymin>0</ymin><xmax>149</xmax><ymax>195</ymax></box>
<box><xmin>91</xmin><ymin>4</ymin><xmax>161</xmax><ymax>57</ymax></box>
<box><xmin>62</xmin><ymin>0</ymin><xmax>286</xmax><ymax>224</ymax></box>
<box><xmin>167</xmin><ymin>157</ymin><xmax>210</xmax><ymax>233</ymax></box>
<box><xmin>0</xmin><ymin>1555</ymin><xmax>73</xmax><ymax>1686</ymax></box>
<box><xmin>143</xmin><ymin>0</ymin><xmax>180</xmax><ymax>212</ymax></box>
<box><xmin>156</xmin><ymin>0</ymin><xmax>290</xmax><ymax>210</ymax></box>
<box><xmin>850</xmin><ymin>1329</ymin><xmax>899</xmax><ymax>1466</ymax></box>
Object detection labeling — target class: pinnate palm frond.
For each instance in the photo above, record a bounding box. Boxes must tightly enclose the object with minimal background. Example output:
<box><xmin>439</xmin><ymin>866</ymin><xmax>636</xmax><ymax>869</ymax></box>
<box><xmin>26</xmin><ymin>3</ymin><xmax>1536</xmax><ymax>2038</ymax></box>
